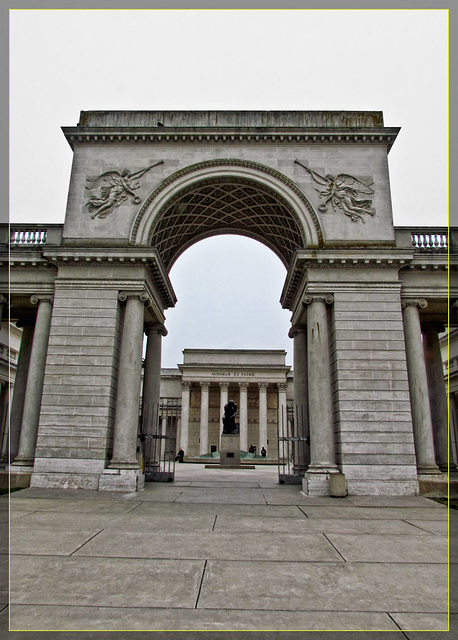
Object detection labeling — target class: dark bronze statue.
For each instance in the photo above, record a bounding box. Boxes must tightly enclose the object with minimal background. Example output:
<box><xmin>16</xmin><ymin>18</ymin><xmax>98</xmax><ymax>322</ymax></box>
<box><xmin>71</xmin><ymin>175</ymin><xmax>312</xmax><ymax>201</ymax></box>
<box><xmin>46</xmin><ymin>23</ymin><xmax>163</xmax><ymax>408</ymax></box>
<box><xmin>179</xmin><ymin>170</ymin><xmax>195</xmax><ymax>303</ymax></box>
<box><xmin>222</xmin><ymin>399</ymin><xmax>239</xmax><ymax>434</ymax></box>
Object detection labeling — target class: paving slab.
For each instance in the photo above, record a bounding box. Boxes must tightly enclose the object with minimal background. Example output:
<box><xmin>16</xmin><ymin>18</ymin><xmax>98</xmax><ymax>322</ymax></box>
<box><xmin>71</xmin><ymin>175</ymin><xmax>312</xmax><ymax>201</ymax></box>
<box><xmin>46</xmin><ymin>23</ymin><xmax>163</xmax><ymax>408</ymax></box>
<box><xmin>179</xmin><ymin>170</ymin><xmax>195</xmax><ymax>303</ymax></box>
<box><xmin>0</xmin><ymin>554</ymin><xmax>7</xmax><ymax>605</ymax></box>
<box><xmin>198</xmin><ymin>560</ymin><xmax>448</xmax><ymax>612</ymax></box>
<box><xmin>389</xmin><ymin>612</ymin><xmax>449</xmax><ymax>631</ymax></box>
<box><xmin>404</xmin><ymin>519</ymin><xmax>450</xmax><ymax>535</ymax></box>
<box><xmin>8</xmin><ymin>604</ymin><xmax>403</xmax><ymax>631</ymax></box>
<box><xmin>346</xmin><ymin>495</ymin><xmax>447</xmax><ymax>508</ymax></box>
<box><xmin>10</xmin><ymin>527</ymin><xmax>103</xmax><ymax>556</ymax></box>
<box><xmin>136</xmin><ymin>501</ymin><xmax>304</xmax><ymax>517</ymax></box>
<box><xmin>298</xmin><ymin>506</ymin><xmax>449</xmax><ymax>520</ymax></box>
<box><xmin>11</xmin><ymin>555</ymin><xmax>204</xmax><ymax>608</ymax></box>
<box><xmin>326</xmin><ymin>533</ymin><xmax>448</xmax><ymax>563</ymax></box>
<box><xmin>72</xmin><ymin>530</ymin><xmax>343</xmax><ymax>562</ymax></box>
<box><xmin>214</xmin><ymin>515</ymin><xmax>433</xmax><ymax>535</ymax></box>
<box><xmin>8</xmin><ymin>497</ymin><xmax>142</xmax><ymax>514</ymax></box>
<box><xmin>174</xmin><ymin>489</ymin><xmax>268</xmax><ymax>504</ymax></box>
<box><xmin>14</xmin><ymin>510</ymin><xmax>217</xmax><ymax>532</ymax></box>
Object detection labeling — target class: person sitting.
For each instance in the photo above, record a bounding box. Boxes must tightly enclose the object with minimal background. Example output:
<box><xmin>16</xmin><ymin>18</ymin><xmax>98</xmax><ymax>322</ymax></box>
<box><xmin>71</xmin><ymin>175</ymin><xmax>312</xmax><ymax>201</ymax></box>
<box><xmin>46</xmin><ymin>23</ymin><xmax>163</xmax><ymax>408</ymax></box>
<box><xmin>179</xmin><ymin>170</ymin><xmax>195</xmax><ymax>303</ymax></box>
<box><xmin>260</xmin><ymin>447</ymin><xmax>267</xmax><ymax>457</ymax></box>
<box><xmin>175</xmin><ymin>448</ymin><xmax>184</xmax><ymax>463</ymax></box>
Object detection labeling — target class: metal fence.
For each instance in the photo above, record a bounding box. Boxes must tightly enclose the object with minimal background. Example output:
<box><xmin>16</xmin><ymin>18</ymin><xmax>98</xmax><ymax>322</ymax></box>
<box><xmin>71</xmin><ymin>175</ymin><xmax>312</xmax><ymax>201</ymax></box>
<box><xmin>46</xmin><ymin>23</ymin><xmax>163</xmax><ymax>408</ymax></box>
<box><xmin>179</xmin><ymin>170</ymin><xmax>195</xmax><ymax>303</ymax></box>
<box><xmin>141</xmin><ymin>400</ymin><xmax>180</xmax><ymax>482</ymax></box>
<box><xmin>277</xmin><ymin>404</ymin><xmax>309</xmax><ymax>484</ymax></box>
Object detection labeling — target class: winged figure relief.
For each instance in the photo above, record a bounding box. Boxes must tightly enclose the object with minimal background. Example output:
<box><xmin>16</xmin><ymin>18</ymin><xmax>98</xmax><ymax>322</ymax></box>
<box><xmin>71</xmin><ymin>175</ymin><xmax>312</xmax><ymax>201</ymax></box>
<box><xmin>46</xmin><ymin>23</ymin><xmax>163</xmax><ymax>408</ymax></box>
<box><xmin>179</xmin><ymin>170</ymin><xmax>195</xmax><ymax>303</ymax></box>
<box><xmin>85</xmin><ymin>161</ymin><xmax>163</xmax><ymax>219</ymax></box>
<box><xmin>295</xmin><ymin>160</ymin><xmax>374</xmax><ymax>222</ymax></box>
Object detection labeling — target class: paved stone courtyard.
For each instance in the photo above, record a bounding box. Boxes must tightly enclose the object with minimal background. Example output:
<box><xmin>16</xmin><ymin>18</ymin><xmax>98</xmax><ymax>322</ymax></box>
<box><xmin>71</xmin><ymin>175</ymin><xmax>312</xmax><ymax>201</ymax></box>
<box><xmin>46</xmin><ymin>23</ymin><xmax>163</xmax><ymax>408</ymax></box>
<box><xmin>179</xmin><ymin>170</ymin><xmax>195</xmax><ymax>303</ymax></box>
<box><xmin>1</xmin><ymin>464</ymin><xmax>457</xmax><ymax>639</ymax></box>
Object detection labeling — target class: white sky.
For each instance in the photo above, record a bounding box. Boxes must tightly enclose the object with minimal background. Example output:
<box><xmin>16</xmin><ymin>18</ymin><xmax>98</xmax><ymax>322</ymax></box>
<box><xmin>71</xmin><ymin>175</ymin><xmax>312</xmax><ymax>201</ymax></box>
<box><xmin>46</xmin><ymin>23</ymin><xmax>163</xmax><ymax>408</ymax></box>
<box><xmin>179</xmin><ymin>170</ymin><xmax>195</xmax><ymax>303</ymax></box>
<box><xmin>9</xmin><ymin>9</ymin><xmax>449</xmax><ymax>367</ymax></box>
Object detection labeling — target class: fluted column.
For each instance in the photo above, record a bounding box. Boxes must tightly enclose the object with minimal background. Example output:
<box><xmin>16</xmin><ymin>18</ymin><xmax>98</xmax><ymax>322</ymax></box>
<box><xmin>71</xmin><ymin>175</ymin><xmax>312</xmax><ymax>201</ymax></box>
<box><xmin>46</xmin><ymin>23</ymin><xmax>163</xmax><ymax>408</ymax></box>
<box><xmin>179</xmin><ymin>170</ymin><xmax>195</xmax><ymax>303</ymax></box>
<box><xmin>277</xmin><ymin>382</ymin><xmax>288</xmax><ymax>460</ymax></box>
<box><xmin>179</xmin><ymin>382</ymin><xmax>191</xmax><ymax>454</ymax></box>
<box><xmin>239</xmin><ymin>382</ymin><xmax>248</xmax><ymax>452</ymax></box>
<box><xmin>422</xmin><ymin>321</ymin><xmax>452</xmax><ymax>471</ymax></box>
<box><xmin>109</xmin><ymin>292</ymin><xmax>147</xmax><ymax>469</ymax></box>
<box><xmin>142</xmin><ymin>323</ymin><xmax>167</xmax><ymax>434</ymax></box>
<box><xmin>289</xmin><ymin>324</ymin><xmax>308</xmax><ymax>470</ymax></box>
<box><xmin>258</xmin><ymin>382</ymin><xmax>268</xmax><ymax>452</ymax></box>
<box><xmin>9</xmin><ymin>324</ymin><xmax>34</xmax><ymax>461</ymax></box>
<box><xmin>199</xmin><ymin>382</ymin><xmax>209</xmax><ymax>455</ymax></box>
<box><xmin>13</xmin><ymin>296</ymin><xmax>53</xmax><ymax>466</ymax></box>
<box><xmin>304</xmin><ymin>294</ymin><xmax>338</xmax><ymax>473</ymax></box>
<box><xmin>402</xmin><ymin>299</ymin><xmax>440</xmax><ymax>474</ymax></box>
<box><xmin>219</xmin><ymin>381</ymin><xmax>229</xmax><ymax>449</ymax></box>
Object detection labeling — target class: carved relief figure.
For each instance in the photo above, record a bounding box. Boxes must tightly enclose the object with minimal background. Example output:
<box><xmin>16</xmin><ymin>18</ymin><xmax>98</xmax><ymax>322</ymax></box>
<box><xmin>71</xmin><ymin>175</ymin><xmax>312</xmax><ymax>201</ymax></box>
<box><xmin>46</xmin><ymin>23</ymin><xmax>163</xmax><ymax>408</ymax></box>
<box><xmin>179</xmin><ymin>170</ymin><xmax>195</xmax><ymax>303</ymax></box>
<box><xmin>85</xmin><ymin>161</ymin><xmax>163</xmax><ymax>219</ymax></box>
<box><xmin>295</xmin><ymin>160</ymin><xmax>374</xmax><ymax>222</ymax></box>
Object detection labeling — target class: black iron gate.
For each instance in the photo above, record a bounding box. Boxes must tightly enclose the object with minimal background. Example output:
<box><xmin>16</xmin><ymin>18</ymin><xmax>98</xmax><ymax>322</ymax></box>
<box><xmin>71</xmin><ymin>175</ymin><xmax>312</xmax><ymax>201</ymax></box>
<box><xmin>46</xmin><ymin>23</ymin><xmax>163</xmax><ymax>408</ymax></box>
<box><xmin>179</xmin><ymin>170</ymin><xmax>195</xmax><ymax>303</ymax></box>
<box><xmin>141</xmin><ymin>400</ymin><xmax>180</xmax><ymax>482</ymax></box>
<box><xmin>277</xmin><ymin>404</ymin><xmax>310</xmax><ymax>484</ymax></box>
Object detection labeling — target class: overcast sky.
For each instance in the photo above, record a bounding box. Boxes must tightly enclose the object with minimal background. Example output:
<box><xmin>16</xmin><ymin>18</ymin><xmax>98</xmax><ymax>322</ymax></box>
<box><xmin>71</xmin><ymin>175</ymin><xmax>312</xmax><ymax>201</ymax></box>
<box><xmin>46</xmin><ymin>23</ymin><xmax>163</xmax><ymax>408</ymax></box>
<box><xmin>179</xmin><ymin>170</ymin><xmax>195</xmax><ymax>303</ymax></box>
<box><xmin>9</xmin><ymin>9</ymin><xmax>448</xmax><ymax>367</ymax></box>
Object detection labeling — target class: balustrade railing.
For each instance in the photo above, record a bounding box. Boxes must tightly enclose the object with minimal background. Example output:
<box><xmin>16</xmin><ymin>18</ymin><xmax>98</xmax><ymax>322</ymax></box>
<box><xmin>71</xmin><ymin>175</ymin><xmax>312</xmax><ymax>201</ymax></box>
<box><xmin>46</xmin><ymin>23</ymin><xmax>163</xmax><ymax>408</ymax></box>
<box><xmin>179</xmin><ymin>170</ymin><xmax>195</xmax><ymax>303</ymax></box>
<box><xmin>10</xmin><ymin>229</ymin><xmax>47</xmax><ymax>245</ymax></box>
<box><xmin>410</xmin><ymin>230</ymin><xmax>448</xmax><ymax>251</ymax></box>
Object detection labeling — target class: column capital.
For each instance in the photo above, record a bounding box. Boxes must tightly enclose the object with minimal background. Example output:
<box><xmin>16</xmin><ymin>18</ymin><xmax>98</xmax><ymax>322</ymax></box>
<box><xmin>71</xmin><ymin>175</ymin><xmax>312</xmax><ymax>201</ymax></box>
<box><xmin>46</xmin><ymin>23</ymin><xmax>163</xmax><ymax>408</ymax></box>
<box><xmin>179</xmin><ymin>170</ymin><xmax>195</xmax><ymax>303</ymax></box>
<box><xmin>303</xmin><ymin>293</ymin><xmax>334</xmax><ymax>306</ymax></box>
<box><xmin>181</xmin><ymin>381</ymin><xmax>191</xmax><ymax>390</ymax></box>
<box><xmin>277</xmin><ymin>382</ymin><xmax>288</xmax><ymax>392</ymax></box>
<box><xmin>200</xmin><ymin>381</ymin><xmax>210</xmax><ymax>389</ymax></box>
<box><xmin>238</xmin><ymin>381</ymin><xmax>249</xmax><ymax>390</ymax></box>
<box><xmin>219</xmin><ymin>381</ymin><xmax>230</xmax><ymax>389</ymax></box>
<box><xmin>401</xmin><ymin>298</ymin><xmax>428</xmax><ymax>309</ymax></box>
<box><xmin>144</xmin><ymin>322</ymin><xmax>168</xmax><ymax>337</ymax></box>
<box><xmin>421</xmin><ymin>321</ymin><xmax>446</xmax><ymax>334</ymax></box>
<box><xmin>258</xmin><ymin>382</ymin><xmax>268</xmax><ymax>391</ymax></box>
<box><xmin>288</xmin><ymin>325</ymin><xmax>307</xmax><ymax>339</ymax></box>
<box><xmin>118</xmin><ymin>290</ymin><xmax>148</xmax><ymax>304</ymax></box>
<box><xmin>30</xmin><ymin>295</ymin><xmax>53</xmax><ymax>306</ymax></box>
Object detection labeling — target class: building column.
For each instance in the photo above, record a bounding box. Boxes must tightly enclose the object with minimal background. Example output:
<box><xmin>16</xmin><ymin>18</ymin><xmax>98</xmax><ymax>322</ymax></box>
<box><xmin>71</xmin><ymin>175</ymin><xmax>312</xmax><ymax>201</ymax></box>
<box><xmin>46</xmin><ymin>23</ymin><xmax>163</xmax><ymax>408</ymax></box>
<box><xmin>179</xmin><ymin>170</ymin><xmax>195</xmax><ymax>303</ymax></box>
<box><xmin>199</xmin><ymin>382</ymin><xmax>209</xmax><ymax>455</ymax></box>
<box><xmin>305</xmin><ymin>294</ymin><xmax>338</xmax><ymax>475</ymax></box>
<box><xmin>142</xmin><ymin>323</ymin><xmax>167</xmax><ymax>434</ymax></box>
<box><xmin>108</xmin><ymin>292</ymin><xmax>147</xmax><ymax>469</ymax></box>
<box><xmin>0</xmin><ymin>294</ymin><xmax>6</xmax><ymax>323</ymax></box>
<box><xmin>422</xmin><ymin>321</ymin><xmax>453</xmax><ymax>471</ymax></box>
<box><xmin>9</xmin><ymin>324</ymin><xmax>34</xmax><ymax>461</ymax></box>
<box><xmin>179</xmin><ymin>382</ymin><xmax>191</xmax><ymax>454</ymax></box>
<box><xmin>450</xmin><ymin>393</ymin><xmax>458</xmax><ymax>467</ymax></box>
<box><xmin>13</xmin><ymin>296</ymin><xmax>53</xmax><ymax>467</ymax></box>
<box><xmin>289</xmin><ymin>324</ymin><xmax>308</xmax><ymax>471</ymax></box>
<box><xmin>277</xmin><ymin>382</ymin><xmax>288</xmax><ymax>460</ymax></box>
<box><xmin>401</xmin><ymin>299</ymin><xmax>441</xmax><ymax>474</ymax></box>
<box><xmin>238</xmin><ymin>382</ymin><xmax>248</xmax><ymax>452</ymax></box>
<box><xmin>258</xmin><ymin>382</ymin><xmax>268</xmax><ymax>453</ymax></box>
<box><xmin>219</xmin><ymin>381</ymin><xmax>229</xmax><ymax>449</ymax></box>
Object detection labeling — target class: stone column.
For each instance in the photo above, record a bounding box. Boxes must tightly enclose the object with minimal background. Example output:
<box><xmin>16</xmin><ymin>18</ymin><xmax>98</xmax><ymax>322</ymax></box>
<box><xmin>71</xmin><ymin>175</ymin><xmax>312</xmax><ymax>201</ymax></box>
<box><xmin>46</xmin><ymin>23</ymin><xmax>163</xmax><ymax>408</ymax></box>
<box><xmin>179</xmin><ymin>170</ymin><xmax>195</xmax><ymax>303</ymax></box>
<box><xmin>288</xmin><ymin>325</ymin><xmax>308</xmax><ymax>471</ymax></box>
<box><xmin>199</xmin><ymin>382</ymin><xmax>209</xmax><ymax>455</ymax></box>
<box><xmin>450</xmin><ymin>393</ymin><xmax>458</xmax><ymax>467</ymax></box>
<box><xmin>180</xmin><ymin>381</ymin><xmax>191</xmax><ymax>454</ymax></box>
<box><xmin>219</xmin><ymin>381</ymin><xmax>229</xmax><ymax>449</ymax></box>
<box><xmin>422</xmin><ymin>321</ymin><xmax>452</xmax><ymax>471</ymax></box>
<box><xmin>401</xmin><ymin>299</ymin><xmax>440</xmax><ymax>474</ymax></box>
<box><xmin>0</xmin><ymin>293</ymin><xmax>6</xmax><ymax>324</ymax></box>
<box><xmin>9</xmin><ymin>324</ymin><xmax>34</xmax><ymax>461</ymax></box>
<box><xmin>277</xmin><ymin>382</ymin><xmax>288</xmax><ymax>460</ymax></box>
<box><xmin>304</xmin><ymin>294</ymin><xmax>338</xmax><ymax>474</ymax></box>
<box><xmin>142</xmin><ymin>323</ymin><xmax>167</xmax><ymax>434</ymax></box>
<box><xmin>258</xmin><ymin>382</ymin><xmax>268</xmax><ymax>453</ymax></box>
<box><xmin>108</xmin><ymin>292</ymin><xmax>147</xmax><ymax>469</ymax></box>
<box><xmin>239</xmin><ymin>382</ymin><xmax>248</xmax><ymax>452</ymax></box>
<box><xmin>160</xmin><ymin>414</ymin><xmax>168</xmax><ymax>461</ymax></box>
<box><xmin>13</xmin><ymin>296</ymin><xmax>53</xmax><ymax>467</ymax></box>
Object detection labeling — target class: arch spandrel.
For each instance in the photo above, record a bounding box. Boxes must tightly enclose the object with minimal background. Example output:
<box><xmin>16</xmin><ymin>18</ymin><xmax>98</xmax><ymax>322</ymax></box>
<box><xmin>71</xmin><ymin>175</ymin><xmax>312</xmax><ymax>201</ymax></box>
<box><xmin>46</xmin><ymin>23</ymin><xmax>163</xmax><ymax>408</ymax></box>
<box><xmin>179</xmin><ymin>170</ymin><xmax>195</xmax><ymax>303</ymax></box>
<box><xmin>130</xmin><ymin>160</ymin><xmax>323</xmax><ymax>270</ymax></box>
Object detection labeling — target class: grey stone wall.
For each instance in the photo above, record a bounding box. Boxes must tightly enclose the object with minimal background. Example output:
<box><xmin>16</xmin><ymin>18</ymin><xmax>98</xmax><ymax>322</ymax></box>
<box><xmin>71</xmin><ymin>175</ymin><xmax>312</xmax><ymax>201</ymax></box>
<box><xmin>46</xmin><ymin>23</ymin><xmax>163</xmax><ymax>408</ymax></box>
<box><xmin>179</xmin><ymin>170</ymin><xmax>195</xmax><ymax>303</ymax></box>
<box><xmin>330</xmin><ymin>287</ymin><xmax>419</xmax><ymax>495</ymax></box>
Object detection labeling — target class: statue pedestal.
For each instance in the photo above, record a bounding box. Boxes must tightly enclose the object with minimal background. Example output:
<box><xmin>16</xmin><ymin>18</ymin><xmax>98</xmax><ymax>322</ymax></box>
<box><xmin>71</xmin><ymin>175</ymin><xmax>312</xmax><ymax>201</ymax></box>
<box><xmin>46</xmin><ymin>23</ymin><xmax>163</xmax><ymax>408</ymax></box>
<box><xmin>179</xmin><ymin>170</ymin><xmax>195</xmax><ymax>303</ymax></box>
<box><xmin>220</xmin><ymin>434</ymin><xmax>241</xmax><ymax>466</ymax></box>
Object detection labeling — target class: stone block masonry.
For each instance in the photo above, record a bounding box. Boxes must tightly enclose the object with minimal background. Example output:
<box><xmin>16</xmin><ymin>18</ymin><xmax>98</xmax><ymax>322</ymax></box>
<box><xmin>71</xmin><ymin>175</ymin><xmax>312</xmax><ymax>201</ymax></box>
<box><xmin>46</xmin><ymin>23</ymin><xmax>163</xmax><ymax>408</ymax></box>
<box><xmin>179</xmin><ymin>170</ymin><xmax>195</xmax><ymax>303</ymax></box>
<box><xmin>31</xmin><ymin>286</ymin><xmax>122</xmax><ymax>488</ymax></box>
<box><xmin>330</xmin><ymin>287</ymin><xmax>419</xmax><ymax>495</ymax></box>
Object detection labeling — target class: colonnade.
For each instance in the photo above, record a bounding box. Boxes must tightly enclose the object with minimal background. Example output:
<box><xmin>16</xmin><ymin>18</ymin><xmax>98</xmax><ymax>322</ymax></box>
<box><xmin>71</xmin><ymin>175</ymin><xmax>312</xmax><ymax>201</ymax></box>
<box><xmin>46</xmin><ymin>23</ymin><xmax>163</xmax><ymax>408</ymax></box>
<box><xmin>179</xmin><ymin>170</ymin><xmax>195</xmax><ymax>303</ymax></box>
<box><xmin>179</xmin><ymin>379</ymin><xmax>288</xmax><ymax>456</ymax></box>
<box><xmin>5</xmin><ymin>289</ymin><xmax>455</xmax><ymax>487</ymax></box>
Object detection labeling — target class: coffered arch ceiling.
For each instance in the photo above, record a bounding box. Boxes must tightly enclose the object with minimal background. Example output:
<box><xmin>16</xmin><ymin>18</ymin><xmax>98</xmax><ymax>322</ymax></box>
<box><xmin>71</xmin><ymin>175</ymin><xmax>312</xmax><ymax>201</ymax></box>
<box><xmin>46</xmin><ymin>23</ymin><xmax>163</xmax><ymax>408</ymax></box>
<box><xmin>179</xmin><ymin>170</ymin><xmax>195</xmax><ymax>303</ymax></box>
<box><xmin>148</xmin><ymin>177</ymin><xmax>306</xmax><ymax>271</ymax></box>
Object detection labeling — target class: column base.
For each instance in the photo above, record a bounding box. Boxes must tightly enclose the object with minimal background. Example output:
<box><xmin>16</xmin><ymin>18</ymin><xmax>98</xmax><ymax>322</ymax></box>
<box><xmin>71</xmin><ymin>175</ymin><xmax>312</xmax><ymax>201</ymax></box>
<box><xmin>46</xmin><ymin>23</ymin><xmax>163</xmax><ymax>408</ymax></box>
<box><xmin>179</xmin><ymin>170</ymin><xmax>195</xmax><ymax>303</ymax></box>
<box><xmin>107</xmin><ymin>459</ymin><xmax>140</xmax><ymax>470</ymax></box>
<box><xmin>99</xmin><ymin>468</ymin><xmax>145</xmax><ymax>492</ymax></box>
<box><xmin>11</xmin><ymin>457</ymin><xmax>34</xmax><ymax>467</ymax></box>
<box><xmin>302</xmin><ymin>467</ymin><xmax>340</xmax><ymax>496</ymax></box>
<box><xmin>417</xmin><ymin>465</ymin><xmax>442</xmax><ymax>475</ymax></box>
<box><xmin>0</xmin><ymin>471</ymin><xmax>32</xmax><ymax>490</ymax></box>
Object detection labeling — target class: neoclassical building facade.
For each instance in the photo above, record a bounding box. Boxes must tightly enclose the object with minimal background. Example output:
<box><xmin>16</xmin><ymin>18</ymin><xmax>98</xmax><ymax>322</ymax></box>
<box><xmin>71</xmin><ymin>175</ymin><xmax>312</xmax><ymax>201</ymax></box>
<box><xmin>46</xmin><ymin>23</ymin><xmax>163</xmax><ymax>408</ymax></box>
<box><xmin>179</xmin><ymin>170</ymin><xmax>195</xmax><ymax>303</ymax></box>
<box><xmin>2</xmin><ymin>110</ymin><xmax>455</xmax><ymax>495</ymax></box>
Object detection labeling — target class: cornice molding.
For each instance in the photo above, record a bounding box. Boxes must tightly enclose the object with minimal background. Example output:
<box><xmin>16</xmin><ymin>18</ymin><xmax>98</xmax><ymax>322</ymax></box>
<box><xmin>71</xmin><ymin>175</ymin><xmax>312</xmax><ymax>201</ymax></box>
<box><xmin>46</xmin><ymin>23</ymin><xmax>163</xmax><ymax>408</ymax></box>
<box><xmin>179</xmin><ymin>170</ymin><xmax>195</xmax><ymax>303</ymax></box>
<box><xmin>63</xmin><ymin>126</ymin><xmax>400</xmax><ymax>151</ymax></box>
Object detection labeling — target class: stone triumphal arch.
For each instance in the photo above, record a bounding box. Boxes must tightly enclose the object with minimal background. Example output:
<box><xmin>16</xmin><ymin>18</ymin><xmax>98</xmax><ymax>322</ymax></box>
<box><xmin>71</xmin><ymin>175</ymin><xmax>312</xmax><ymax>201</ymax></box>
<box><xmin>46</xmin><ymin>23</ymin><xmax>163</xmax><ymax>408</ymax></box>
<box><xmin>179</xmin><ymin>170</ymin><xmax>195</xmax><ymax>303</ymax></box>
<box><xmin>2</xmin><ymin>110</ymin><xmax>455</xmax><ymax>495</ymax></box>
